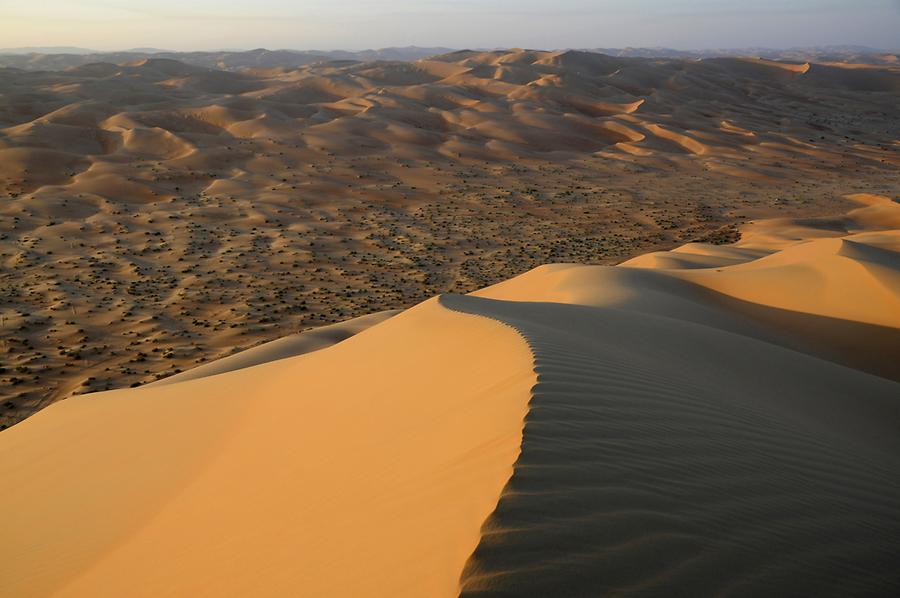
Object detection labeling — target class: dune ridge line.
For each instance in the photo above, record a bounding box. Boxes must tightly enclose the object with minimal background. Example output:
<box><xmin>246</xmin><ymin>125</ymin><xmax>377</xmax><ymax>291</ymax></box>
<box><xmin>0</xmin><ymin>299</ymin><xmax>537</xmax><ymax>598</ymax></box>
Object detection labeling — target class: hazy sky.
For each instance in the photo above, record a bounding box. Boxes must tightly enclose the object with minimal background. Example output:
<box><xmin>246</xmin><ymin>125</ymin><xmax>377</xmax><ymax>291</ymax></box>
<box><xmin>1</xmin><ymin>0</ymin><xmax>898</xmax><ymax>52</ymax></box>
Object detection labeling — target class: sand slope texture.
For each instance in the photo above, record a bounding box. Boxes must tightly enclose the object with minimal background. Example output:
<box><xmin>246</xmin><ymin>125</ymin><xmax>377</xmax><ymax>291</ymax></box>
<box><xmin>1</xmin><ymin>194</ymin><xmax>898</xmax><ymax>596</ymax></box>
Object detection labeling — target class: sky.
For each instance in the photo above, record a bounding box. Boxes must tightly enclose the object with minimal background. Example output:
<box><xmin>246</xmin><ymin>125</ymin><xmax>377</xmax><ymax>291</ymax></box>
<box><xmin>1</xmin><ymin>0</ymin><xmax>898</xmax><ymax>52</ymax></box>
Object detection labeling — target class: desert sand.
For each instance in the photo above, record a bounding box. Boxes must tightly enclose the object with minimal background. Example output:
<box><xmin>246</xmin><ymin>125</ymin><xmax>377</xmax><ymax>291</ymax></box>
<box><xmin>1</xmin><ymin>46</ymin><xmax>900</xmax><ymax>596</ymax></box>
<box><xmin>1</xmin><ymin>193</ymin><xmax>898</xmax><ymax>596</ymax></box>
<box><xmin>2</xmin><ymin>49</ymin><xmax>900</xmax><ymax>428</ymax></box>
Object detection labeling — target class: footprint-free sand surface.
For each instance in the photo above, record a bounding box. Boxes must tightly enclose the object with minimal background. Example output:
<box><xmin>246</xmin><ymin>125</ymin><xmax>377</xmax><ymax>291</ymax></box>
<box><xmin>457</xmin><ymin>193</ymin><xmax>900</xmax><ymax>596</ymax></box>
<box><xmin>2</xmin><ymin>193</ymin><xmax>898</xmax><ymax>596</ymax></box>
<box><xmin>2</xmin><ymin>49</ymin><xmax>900</xmax><ymax>427</ymax></box>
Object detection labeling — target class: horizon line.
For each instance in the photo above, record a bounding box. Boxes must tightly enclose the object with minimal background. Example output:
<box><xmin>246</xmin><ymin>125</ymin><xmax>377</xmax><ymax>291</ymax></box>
<box><xmin>2</xmin><ymin>43</ymin><xmax>899</xmax><ymax>55</ymax></box>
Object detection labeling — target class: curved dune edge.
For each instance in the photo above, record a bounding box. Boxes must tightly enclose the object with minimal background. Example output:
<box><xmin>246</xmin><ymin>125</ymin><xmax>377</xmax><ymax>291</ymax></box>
<box><xmin>0</xmin><ymin>299</ymin><xmax>535</xmax><ymax>598</ymax></box>
<box><xmin>454</xmin><ymin>194</ymin><xmax>900</xmax><ymax>596</ymax></box>
<box><xmin>148</xmin><ymin>309</ymin><xmax>401</xmax><ymax>386</ymax></box>
<box><xmin>453</xmin><ymin>292</ymin><xmax>900</xmax><ymax>596</ymax></box>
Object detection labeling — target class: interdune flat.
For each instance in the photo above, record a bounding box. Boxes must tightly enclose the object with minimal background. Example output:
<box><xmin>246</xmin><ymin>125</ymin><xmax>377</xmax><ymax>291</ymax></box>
<box><xmin>1</xmin><ymin>194</ymin><xmax>898</xmax><ymax>596</ymax></box>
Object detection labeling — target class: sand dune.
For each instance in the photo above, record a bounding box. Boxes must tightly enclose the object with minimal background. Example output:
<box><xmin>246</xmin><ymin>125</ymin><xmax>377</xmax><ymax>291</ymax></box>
<box><xmin>0</xmin><ymin>300</ymin><xmax>535</xmax><ymax>598</ymax></box>
<box><xmin>1</xmin><ymin>49</ymin><xmax>898</xmax><ymax>430</ymax></box>
<box><xmin>453</xmin><ymin>195</ymin><xmax>900</xmax><ymax>597</ymax></box>
<box><xmin>150</xmin><ymin>308</ymin><xmax>399</xmax><ymax>385</ymax></box>
<box><xmin>1</xmin><ymin>194</ymin><xmax>898</xmax><ymax>596</ymax></box>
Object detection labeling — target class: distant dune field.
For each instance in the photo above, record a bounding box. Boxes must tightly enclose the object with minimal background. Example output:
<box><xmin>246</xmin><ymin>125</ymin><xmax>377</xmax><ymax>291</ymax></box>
<box><xmin>1</xmin><ymin>49</ymin><xmax>899</xmax><ymax>429</ymax></box>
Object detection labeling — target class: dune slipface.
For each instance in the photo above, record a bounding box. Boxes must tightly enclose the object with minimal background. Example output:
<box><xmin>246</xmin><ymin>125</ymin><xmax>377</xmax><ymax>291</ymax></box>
<box><xmin>1</xmin><ymin>196</ymin><xmax>899</xmax><ymax>596</ymax></box>
<box><xmin>452</xmin><ymin>194</ymin><xmax>900</xmax><ymax>596</ymax></box>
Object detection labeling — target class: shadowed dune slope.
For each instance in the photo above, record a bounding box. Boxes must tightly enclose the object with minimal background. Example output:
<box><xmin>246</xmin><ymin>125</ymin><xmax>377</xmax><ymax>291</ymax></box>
<box><xmin>448</xmin><ymin>293</ymin><xmax>900</xmax><ymax>598</ymax></box>
<box><xmin>451</xmin><ymin>194</ymin><xmax>900</xmax><ymax>596</ymax></box>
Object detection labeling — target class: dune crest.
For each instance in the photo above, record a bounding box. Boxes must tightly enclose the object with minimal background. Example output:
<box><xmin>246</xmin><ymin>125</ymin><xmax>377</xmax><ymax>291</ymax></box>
<box><xmin>0</xmin><ymin>299</ymin><xmax>535</xmax><ymax>598</ymax></box>
<box><xmin>2</xmin><ymin>194</ymin><xmax>899</xmax><ymax>596</ymax></box>
<box><xmin>455</xmin><ymin>195</ymin><xmax>900</xmax><ymax>595</ymax></box>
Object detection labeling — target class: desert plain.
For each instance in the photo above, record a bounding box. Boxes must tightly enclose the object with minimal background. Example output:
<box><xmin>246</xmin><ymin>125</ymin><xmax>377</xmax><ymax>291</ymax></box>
<box><xmin>0</xmin><ymin>47</ymin><xmax>899</xmax><ymax>597</ymax></box>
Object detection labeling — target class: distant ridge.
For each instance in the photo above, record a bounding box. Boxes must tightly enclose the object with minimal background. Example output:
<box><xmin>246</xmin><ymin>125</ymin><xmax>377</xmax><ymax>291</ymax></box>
<box><xmin>122</xmin><ymin>47</ymin><xmax>172</xmax><ymax>54</ymax></box>
<box><xmin>584</xmin><ymin>45</ymin><xmax>900</xmax><ymax>63</ymax></box>
<box><xmin>0</xmin><ymin>46</ymin><xmax>97</xmax><ymax>55</ymax></box>
<box><xmin>0</xmin><ymin>46</ymin><xmax>458</xmax><ymax>71</ymax></box>
<box><xmin>0</xmin><ymin>45</ymin><xmax>897</xmax><ymax>71</ymax></box>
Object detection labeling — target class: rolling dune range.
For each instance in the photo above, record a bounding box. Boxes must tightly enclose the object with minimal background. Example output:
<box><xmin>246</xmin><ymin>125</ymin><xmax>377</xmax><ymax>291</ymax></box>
<box><xmin>1</xmin><ymin>193</ymin><xmax>898</xmax><ymax>597</ymax></box>
<box><xmin>2</xmin><ymin>48</ymin><xmax>900</xmax><ymax>427</ymax></box>
<box><xmin>1</xmin><ymin>45</ymin><xmax>896</xmax><ymax>71</ymax></box>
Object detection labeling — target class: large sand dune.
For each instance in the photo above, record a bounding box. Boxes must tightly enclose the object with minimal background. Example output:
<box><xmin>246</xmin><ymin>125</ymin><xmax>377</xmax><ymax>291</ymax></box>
<box><xmin>2</xmin><ymin>194</ymin><xmax>898</xmax><ymax>596</ymax></box>
<box><xmin>0</xmin><ymin>299</ymin><xmax>535</xmax><ymax>597</ymax></box>
<box><xmin>3</xmin><ymin>49</ymin><xmax>899</xmax><ymax>427</ymax></box>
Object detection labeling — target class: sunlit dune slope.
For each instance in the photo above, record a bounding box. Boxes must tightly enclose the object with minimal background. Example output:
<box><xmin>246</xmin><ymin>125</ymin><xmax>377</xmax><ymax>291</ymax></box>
<box><xmin>0</xmin><ymin>300</ymin><xmax>535</xmax><ymax>598</ymax></box>
<box><xmin>149</xmin><ymin>309</ymin><xmax>400</xmax><ymax>386</ymax></box>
